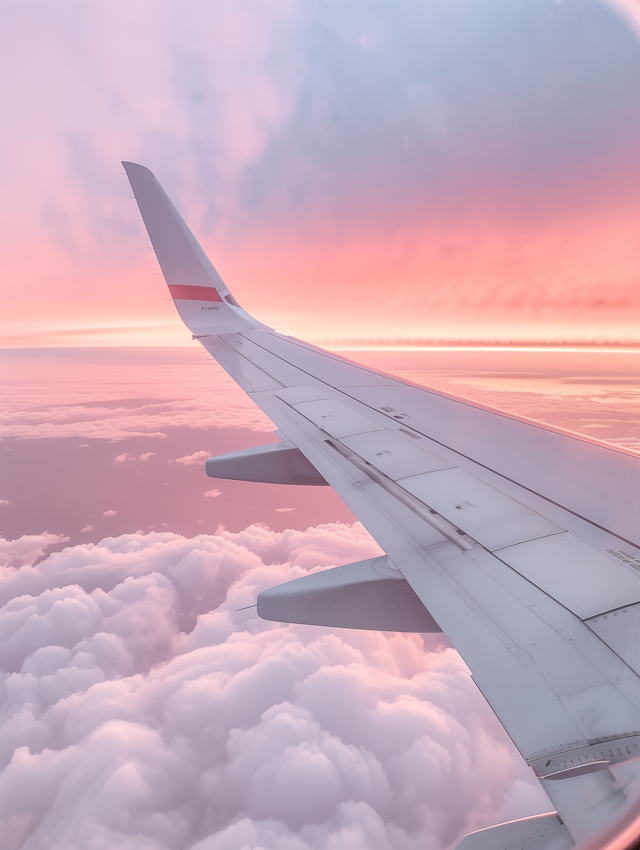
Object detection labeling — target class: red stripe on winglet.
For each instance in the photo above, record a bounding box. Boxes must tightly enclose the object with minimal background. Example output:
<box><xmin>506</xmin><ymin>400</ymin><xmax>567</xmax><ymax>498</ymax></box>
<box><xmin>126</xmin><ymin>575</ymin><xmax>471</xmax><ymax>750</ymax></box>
<box><xmin>168</xmin><ymin>285</ymin><xmax>223</xmax><ymax>302</ymax></box>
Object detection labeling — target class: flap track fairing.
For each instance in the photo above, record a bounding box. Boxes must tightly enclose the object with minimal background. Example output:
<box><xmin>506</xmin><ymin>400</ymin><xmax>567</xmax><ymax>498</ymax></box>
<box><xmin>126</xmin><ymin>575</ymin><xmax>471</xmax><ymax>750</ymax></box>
<box><xmin>257</xmin><ymin>555</ymin><xmax>441</xmax><ymax>633</ymax></box>
<box><xmin>206</xmin><ymin>441</ymin><xmax>328</xmax><ymax>486</ymax></box>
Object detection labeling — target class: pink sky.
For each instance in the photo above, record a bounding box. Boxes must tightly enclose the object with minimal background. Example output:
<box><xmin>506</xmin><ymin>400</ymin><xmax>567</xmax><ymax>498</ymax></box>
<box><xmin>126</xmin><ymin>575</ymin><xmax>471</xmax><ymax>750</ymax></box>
<box><xmin>3</xmin><ymin>0</ymin><xmax>640</xmax><ymax>347</ymax></box>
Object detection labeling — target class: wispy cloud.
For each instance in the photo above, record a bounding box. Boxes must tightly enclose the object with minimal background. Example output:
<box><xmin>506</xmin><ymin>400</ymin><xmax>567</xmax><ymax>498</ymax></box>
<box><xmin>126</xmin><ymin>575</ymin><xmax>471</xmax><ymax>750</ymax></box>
<box><xmin>112</xmin><ymin>452</ymin><xmax>132</xmax><ymax>464</ymax></box>
<box><xmin>113</xmin><ymin>451</ymin><xmax>157</xmax><ymax>463</ymax></box>
<box><xmin>176</xmin><ymin>450</ymin><xmax>210</xmax><ymax>466</ymax></box>
<box><xmin>0</xmin><ymin>349</ymin><xmax>274</xmax><ymax>441</ymax></box>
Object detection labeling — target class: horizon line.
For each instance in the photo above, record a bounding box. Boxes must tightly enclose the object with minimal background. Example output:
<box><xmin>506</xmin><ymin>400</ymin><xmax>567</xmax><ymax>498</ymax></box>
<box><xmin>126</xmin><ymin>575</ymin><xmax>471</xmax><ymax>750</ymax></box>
<box><xmin>4</xmin><ymin>342</ymin><xmax>640</xmax><ymax>355</ymax></box>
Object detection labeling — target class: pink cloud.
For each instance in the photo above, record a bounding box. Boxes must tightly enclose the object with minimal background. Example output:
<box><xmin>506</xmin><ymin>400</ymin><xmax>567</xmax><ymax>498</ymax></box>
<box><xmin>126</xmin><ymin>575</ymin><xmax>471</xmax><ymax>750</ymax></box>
<box><xmin>0</xmin><ymin>524</ymin><xmax>551</xmax><ymax>847</ymax></box>
<box><xmin>276</xmin><ymin>507</ymin><xmax>295</xmax><ymax>513</ymax></box>
<box><xmin>0</xmin><ymin>351</ymin><xmax>274</xmax><ymax>442</ymax></box>
<box><xmin>80</xmin><ymin>525</ymin><xmax>94</xmax><ymax>533</ymax></box>
<box><xmin>112</xmin><ymin>452</ymin><xmax>132</xmax><ymax>463</ymax></box>
<box><xmin>176</xmin><ymin>450</ymin><xmax>211</xmax><ymax>466</ymax></box>
<box><xmin>114</xmin><ymin>451</ymin><xmax>158</xmax><ymax>463</ymax></box>
<box><xmin>0</xmin><ymin>533</ymin><xmax>67</xmax><ymax>569</ymax></box>
<box><xmin>103</xmin><ymin>509</ymin><xmax>117</xmax><ymax>517</ymax></box>
<box><xmin>0</xmin><ymin>500</ymin><xmax>9</xmax><ymax>507</ymax></box>
<box><xmin>204</xmin><ymin>489</ymin><xmax>222</xmax><ymax>499</ymax></box>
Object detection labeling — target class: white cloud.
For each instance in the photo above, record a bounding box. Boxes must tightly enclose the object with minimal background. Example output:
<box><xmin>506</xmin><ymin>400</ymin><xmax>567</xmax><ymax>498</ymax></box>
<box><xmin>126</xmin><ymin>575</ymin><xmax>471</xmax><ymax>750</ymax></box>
<box><xmin>0</xmin><ymin>533</ymin><xmax>66</xmax><ymax>569</ymax></box>
<box><xmin>114</xmin><ymin>451</ymin><xmax>158</xmax><ymax>464</ymax></box>
<box><xmin>0</xmin><ymin>366</ymin><xmax>274</xmax><ymax>442</ymax></box>
<box><xmin>103</xmin><ymin>509</ymin><xmax>117</xmax><ymax>517</ymax></box>
<box><xmin>176</xmin><ymin>450</ymin><xmax>211</xmax><ymax>466</ymax></box>
<box><xmin>112</xmin><ymin>452</ymin><xmax>132</xmax><ymax>463</ymax></box>
<box><xmin>204</xmin><ymin>489</ymin><xmax>222</xmax><ymax>499</ymax></box>
<box><xmin>0</xmin><ymin>524</ymin><xmax>550</xmax><ymax>847</ymax></box>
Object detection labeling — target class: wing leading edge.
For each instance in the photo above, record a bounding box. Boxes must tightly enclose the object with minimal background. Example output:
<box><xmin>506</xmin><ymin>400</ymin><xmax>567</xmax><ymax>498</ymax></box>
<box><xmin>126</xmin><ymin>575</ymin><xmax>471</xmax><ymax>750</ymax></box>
<box><xmin>123</xmin><ymin>162</ymin><xmax>640</xmax><ymax>849</ymax></box>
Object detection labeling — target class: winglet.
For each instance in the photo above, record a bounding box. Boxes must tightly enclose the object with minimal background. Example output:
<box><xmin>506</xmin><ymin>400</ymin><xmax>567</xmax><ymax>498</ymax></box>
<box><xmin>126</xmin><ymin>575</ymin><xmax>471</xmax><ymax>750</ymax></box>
<box><xmin>122</xmin><ymin>161</ymin><xmax>268</xmax><ymax>336</ymax></box>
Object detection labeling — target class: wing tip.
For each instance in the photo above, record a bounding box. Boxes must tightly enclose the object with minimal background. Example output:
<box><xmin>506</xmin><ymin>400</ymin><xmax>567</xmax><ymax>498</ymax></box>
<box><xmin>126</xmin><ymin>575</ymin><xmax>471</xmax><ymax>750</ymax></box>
<box><xmin>121</xmin><ymin>161</ymin><xmax>155</xmax><ymax>180</ymax></box>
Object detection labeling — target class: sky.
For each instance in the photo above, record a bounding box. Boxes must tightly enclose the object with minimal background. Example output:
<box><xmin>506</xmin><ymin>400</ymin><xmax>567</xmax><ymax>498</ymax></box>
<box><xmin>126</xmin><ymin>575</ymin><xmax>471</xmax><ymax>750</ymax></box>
<box><xmin>3</xmin><ymin>0</ymin><xmax>640</xmax><ymax>347</ymax></box>
<box><xmin>4</xmin><ymin>1</ymin><xmax>640</xmax><ymax>848</ymax></box>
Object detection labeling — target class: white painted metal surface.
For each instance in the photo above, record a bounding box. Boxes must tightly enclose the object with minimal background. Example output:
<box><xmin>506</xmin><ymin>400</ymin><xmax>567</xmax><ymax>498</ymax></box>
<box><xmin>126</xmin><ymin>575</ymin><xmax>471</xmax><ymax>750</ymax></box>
<box><xmin>248</xmin><ymin>332</ymin><xmax>398</xmax><ymax>388</ymax></box>
<box><xmin>345</xmin><ymin>382</ymin><xmax>640</xmax><ymax>548</ymax></box>
<box><xmin>394</xmin><ymin>465</ymin><xmax>562</xmax><ymax>550</ymax></box>
<box><xmin>400</xmin><ymin>467</ymin><xmax>540</xmax><ymax>538</ymax></box>
<box><xmin>587</xmin><ymin>603</ymin><xmax>640</xmax><ymax>676</ymax></box>
<box><xmin>497</xmin><ymin>534</ymin><xmax>640</xmax><ymax>619</ymax></box>
<box><xmin>340</xmin><ymin>429</ymin><xmax>452</xmax><ymax>479</ymax></box>
<box><xmin>276</xmin><ymin>386</ymin><xmax>332</xmax><ymax>404</ymax></box>
<box><xmin>203</xmin><ymin>337</ymin><xmax>282</xmax><ymax>392</ymax></box>
<box><xmin>249</xmin><ymin>353</ymin><xmax>312</xmax><ymax>387</ymax></box>
<box><xmin>293</xmin><ymin>398</ymin><xmax>384</xmax><ymax>438</ymax></box>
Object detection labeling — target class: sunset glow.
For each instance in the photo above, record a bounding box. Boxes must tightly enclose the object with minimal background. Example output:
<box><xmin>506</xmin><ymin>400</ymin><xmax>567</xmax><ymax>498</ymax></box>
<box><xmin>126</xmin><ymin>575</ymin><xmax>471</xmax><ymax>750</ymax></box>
<box><xmin>3</xmin><ymin>0</ymin><xmax>640</xmax><ymax>349</ymax></box>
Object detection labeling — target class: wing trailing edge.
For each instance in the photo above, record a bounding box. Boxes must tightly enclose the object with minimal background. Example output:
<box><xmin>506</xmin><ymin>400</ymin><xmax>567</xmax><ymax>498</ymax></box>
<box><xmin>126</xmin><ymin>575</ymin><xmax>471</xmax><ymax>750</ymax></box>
<box><xmin>454</xmin><ymin>814</ymin><xmax>572</xmax><ymax>850</ymax></box>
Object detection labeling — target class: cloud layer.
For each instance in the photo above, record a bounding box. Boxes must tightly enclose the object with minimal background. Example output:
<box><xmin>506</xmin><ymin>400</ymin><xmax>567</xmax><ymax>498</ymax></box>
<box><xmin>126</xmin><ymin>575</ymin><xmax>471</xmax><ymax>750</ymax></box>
<box><xmin>0</xmin><ymin>524</ymin><xmax>550</xmax><ymax>849</ymax></box>
<box><xmin>0</xmin><ymin>349</ymin><xmax>273</xmax><ymax>442</ymax></box>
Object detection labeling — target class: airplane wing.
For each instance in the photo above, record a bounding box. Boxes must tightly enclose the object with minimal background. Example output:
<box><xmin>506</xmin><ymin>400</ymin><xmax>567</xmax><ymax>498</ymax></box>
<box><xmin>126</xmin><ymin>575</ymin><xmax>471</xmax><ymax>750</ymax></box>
<box><xmin>123</xmin><ymin>161</ymin><xmax>640</xmax><ymax>850</ymax></box>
